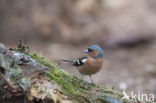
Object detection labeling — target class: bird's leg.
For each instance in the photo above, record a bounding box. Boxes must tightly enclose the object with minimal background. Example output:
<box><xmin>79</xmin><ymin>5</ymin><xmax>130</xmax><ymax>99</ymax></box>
<box><xmin>89</xmin><ymin>75</ymin><xmax>94</xmax><ymax>85</ymax></box>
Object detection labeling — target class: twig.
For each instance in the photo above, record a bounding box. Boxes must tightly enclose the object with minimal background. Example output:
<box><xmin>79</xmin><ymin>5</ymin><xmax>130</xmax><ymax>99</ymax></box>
<box><xmin>0</xmin><ymin>72</ymin><xmax>17</xmax><ymax>90</ymax></box>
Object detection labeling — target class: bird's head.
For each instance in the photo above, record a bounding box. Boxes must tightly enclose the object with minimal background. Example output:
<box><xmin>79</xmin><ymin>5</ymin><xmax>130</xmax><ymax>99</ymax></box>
<box><xmin>84</xmin><ymin>45</ymin><xmax>104</xmax><ymax>58</ymax></box>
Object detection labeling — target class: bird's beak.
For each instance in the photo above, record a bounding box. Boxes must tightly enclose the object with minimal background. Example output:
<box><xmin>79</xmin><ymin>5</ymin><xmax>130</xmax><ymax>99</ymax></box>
<box><xmin>84</xmin><ymin>49</ymin><xmax>89</xmax><ymax>53</ymax></box>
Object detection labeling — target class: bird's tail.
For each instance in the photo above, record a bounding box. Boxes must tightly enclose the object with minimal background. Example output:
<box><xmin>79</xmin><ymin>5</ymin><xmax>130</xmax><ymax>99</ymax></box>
<box><xmin>61</xmin><ymin>59</ymin><xmax>83</xmax><ymax>67</ymax></box>
<box><xmin>60</xmin><ymin>59</ymin><xmax>74</xmax><ymax>63</ymax></box>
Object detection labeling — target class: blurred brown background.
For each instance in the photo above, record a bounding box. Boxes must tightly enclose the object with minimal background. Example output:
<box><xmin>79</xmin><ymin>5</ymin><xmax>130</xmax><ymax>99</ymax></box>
<box><xmin>0</xmin><ymin>0</ymin><xmax>156</xmax><ymax>96</ymax></box>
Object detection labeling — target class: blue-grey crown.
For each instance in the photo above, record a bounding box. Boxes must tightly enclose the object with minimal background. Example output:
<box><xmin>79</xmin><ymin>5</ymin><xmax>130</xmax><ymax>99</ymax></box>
<box><xmin>89</xmin><ymin>45</ymin><xmax>104</xmax><ymax>58</ymax></box>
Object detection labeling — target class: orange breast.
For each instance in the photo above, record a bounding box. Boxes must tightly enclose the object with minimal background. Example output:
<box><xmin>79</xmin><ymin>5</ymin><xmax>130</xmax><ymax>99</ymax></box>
<box><xmin>79</xmin><ymin>57</ymin><xmax>103</xmax><ymax>75</ymax></box>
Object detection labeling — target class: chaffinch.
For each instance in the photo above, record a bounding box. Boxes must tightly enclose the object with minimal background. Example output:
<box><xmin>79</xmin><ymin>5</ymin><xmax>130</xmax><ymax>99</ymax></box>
<box><xmin>61</xmin><ymin>45</ymin><xmax>104</xmax><ymax>84</ymax></box>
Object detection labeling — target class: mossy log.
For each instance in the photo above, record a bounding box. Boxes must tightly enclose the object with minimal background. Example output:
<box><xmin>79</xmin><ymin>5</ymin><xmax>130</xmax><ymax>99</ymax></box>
<box><xmin>0</xmin><ymin>42</ymin><xmax>145</xmax><ymax>103</ymax></box>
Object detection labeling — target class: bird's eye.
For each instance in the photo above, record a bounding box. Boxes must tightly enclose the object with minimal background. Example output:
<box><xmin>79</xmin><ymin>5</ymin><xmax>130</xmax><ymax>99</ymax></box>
<box><xmin>88</xmin><ymin>48</ymin><xmax>93</xmax><ymax>52</ymax></box>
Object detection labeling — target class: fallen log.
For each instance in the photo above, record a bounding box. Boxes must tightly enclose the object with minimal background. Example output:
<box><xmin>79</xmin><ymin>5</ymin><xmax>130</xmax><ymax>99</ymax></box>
<box><xmin>0</xmin><ymin>42</ymin><xmax>147</xmax><ymax>103</ymax></box>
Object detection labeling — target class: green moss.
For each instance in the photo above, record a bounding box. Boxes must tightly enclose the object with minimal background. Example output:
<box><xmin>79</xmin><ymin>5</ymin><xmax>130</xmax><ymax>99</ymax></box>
<box><xmin>29</xmin><ymin>52</ymin><xmax>83</xmax><ymax>95</ymax></box>
<box><xmin>29</xmin><ymin>53</ymin><xmax>55</xmax><ymax>69</ymax></box>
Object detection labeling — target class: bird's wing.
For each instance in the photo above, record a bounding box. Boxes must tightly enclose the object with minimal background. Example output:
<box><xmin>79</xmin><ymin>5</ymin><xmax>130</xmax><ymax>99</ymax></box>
<box><xmin>73</xmin><ymin>56</ymin><xmax>87</xmax><ymax>67</ymax></box>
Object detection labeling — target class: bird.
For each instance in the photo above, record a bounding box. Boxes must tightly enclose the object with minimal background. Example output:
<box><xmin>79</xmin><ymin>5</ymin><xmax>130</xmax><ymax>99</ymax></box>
<box><xmin>61</xmin><ymin>45</ymin><xmax>104</xmax><ymax>84</ymax></box>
